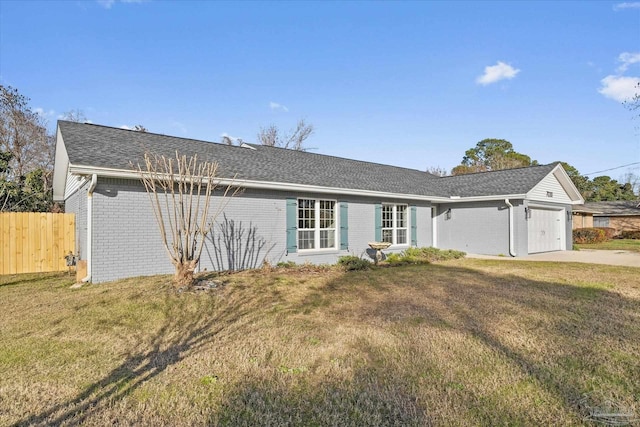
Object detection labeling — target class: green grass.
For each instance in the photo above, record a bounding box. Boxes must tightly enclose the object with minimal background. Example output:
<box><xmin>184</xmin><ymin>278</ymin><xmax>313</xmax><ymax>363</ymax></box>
<box><xmin>575</xmin><ymin>238</ymin><xmax>640</xmax><ymax>252</ymax></box>
<box><xmin>1</xmin><ymin>260</ymin><xmax>639</xmax><ymax>426</ymax></box>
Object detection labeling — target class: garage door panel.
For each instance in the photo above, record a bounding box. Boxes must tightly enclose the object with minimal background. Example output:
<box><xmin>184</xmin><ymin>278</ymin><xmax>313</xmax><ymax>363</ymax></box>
<box><xmin>528</xmin><ymin>208</ymin><xmax>562</xmax><ymax>253</ymax></box>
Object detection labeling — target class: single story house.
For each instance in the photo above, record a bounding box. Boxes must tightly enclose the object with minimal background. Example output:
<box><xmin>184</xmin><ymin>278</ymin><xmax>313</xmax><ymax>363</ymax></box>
<box><xmin>571</xmin><ymin>205</ymin><xmax>602</xmax><ymax>229</ymax></box>
<box><xmin>577</xmin><ymin>201</ymin><xmax>640</xmax><ymax>235</ymax></box>
<box><xmin>52</xmin><ymin>121</ymin><xmax>584</xmax><ymax>283</ymax></box>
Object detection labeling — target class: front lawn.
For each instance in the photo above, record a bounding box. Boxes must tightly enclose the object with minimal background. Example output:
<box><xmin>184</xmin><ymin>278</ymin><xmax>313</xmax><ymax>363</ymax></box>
<box><xmin>1</xmin><ymin>260</ymin><xmax>638</xmax><ymax>426</ymax></box>
<box><xmin>576</xmin><ymin>238</ymin><xmax>640</xmax><ymax>253</ymax></box>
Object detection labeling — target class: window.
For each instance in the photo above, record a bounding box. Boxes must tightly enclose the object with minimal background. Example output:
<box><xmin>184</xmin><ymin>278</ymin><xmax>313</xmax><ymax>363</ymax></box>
<box><xmin>593</xmin><ymin>216</ymin><xmax>609</xmax><ymax>227</ymax></box>
<box><xmin>381</xmin><ymin>204</ymin><xmax>408</xmax><ymax>245</ymax></box>
<box><xmin>298</xmin><ymin>199</ymin><xmax>336</xmax><ymax>250</ymax></box>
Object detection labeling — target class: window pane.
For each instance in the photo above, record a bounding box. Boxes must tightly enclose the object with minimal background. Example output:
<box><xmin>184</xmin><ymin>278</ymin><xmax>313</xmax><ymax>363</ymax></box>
<box><xmin>298</xmin><ymin>230</ymin><xmax>315</xmax><ymax>250</ymax></box>
<box><xmin>382</xmin><ymin>229</ymin><xmax>393</xmax><ymax>243</ymax></box>
<box><xmin>298</xmin><ymin>199</ymin><xmax>315</xmax><ymax>229</ymax></box>
<box><xmin>320</xmin><ymin>230</ymin><xmax>336</xmax><ymax>249</ymax></box>
<box><xmin>382</xmin><ymin>205</ymin><xmax>393</xmax><ymax>228</ymax></box>
<box><xmin>319</xmin><ymin>200</ymin><xmax>335</xmax><ymax>229</ymax></box>
<box><xmin>396</xmin><ymin>205</ymin><xmax>407</xmax><ymax>228</ymax></box>
<box><xmin>397</xmin><ymin>229</ymin><xmax>407</xmax><ymax>244</ymax></box>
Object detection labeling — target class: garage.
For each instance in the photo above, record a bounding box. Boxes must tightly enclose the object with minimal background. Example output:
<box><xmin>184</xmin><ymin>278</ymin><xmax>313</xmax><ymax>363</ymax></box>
<box><xmin>528</xmin><ymin>207</ymin><xmax>564</xmax><ymax>253</ymax></box>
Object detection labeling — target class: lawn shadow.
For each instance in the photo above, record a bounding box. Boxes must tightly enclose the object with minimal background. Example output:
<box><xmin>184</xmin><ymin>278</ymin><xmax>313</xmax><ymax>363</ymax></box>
<box><xmin>292</xmin><ymin>263</ymin><xmax>640</xmax><ymax>423</ymax></box>
<box><xmin>10</xmin><ymin>290</ymin><xmax>244</xmax><ymax>427</ymax></box>
<box><xmin>0</xmin><ymin>272</ymin><xmax>72</xmax><ymax>288</ymax></box>
<box><xmin>211</xmin><ymin>365</ymin><xmax>430</xmax><ymax>426</ymax></box>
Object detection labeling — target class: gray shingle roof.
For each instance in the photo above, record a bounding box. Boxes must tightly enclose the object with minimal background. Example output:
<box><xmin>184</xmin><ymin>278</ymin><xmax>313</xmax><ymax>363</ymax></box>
<box><xmin>584</xmin><ymin>201</ymin><xmax>640</xmax><ymax>216</ymax></box>
<box><xmin>58</xmin><ymin>121</ymin><xmax>556</xmax><ymax>198</ymax></box>
<box><xmin>426</xmin><ymin>163</ymin><xmax>560</xmax><ymax>197</ymax></box>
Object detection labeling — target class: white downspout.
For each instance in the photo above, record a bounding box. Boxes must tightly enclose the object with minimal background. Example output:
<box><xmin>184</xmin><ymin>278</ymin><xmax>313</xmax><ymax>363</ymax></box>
<box><xmin>82</xmin><ymin>174</ymin><xmax>98</xmax><ymax>282</ymax></box>
<box><xmin>431</xmin><ymin>205</ymin><xmax>438</xmax><ymax>248</ymax></box>
<box><xmin>505</xmin><ymin>199</ymin><xmax>517</xmax><ymax>257</ymax></box>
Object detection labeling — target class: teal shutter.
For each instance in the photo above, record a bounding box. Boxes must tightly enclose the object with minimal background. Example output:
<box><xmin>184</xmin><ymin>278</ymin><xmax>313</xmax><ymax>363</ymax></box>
<box><xmin>340</xmin><ymin>202</ymin><xmax>349</xmax><ymax>250</ymax></box>
<box><xmin>410</xmin><ymin>205</ymin><xmax>417</xmax><ymax>246</ymax></box>
<box><xmin>286</xmin><ymin>198</ymin><xmax>297</xmax><ymax>254</ymax></box>
<box><xmin>374</xmin><ymin>204</ymin><xmax>382</xmax><ymax>241</ymax></box>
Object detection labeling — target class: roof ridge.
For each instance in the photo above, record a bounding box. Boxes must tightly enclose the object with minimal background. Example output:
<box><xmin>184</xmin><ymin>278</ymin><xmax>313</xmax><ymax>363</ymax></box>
<box><xmin>59</xmin><ymin>120</ymin><xmax>234</xmax><ymax>149</ymax></box>
<box><xmin>436</xmin><ymin>162</ymin><xmax>558</xmax><ymax>179</ymax></box>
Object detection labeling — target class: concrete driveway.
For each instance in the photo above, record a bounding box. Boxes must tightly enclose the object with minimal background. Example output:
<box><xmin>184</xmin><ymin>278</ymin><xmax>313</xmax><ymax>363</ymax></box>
<box><xmin>468</xmin><ymin>249</ymin><xmax>640</xmax><ymax>267</ymax></box>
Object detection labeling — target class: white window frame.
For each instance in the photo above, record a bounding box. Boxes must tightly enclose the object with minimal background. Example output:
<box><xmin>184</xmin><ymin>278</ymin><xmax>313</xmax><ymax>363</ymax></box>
<box><xmin>297</xmin><ymin>198</ymin><xmax>337</xmax><ymax>251</ymax></box>
<box><xmin>381</xmin><ymin>204</ymin><xmax>408</xmax><ymax>246</ymax></box>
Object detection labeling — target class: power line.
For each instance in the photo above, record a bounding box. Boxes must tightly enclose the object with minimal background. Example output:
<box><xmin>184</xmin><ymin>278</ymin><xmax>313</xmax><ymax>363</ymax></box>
<box><xmin>584</xmin><ymin>161</ymin><xmax>640</xmax><ymax>176</ymax></box>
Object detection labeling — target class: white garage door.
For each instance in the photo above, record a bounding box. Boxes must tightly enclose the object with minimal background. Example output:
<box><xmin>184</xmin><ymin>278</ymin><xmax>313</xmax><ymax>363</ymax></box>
<box><xmin>528</xmin><ymin>208</ymin><xmax>563</xmax><ymax>254</ymax></box>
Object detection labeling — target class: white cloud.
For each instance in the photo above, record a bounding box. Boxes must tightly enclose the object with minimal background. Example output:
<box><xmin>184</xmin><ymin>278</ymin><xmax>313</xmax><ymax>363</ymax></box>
<box><xmin>119</xmin><ymin>125</ymin><xmax>133</xmax><ymax>130</ymax></box>
<box><xmin>598</xmin><ymin>75</ymin><xmax>640</xmax><ymax>102</ymax></box>
<box><xmin>97</xmin><ymin>0</ymin><xmax>148</xmax><ymax>9</ymax></box>
<box><xmin>476</xmin><ymin>61</ymin><xmax>521</xmax><ymax>86</ymax></box>
<box><xmin>269</xmin><ymin>101</ymin><xmax>289</xmax><ymax>112</ymax></box>
<box><xmin>34</xmin><ymin>107</ymin><xmax>56</xmax><ymax>120</ymax></box>
<box><xmin>97</xmin><ymin>0</ymin><xmax>115</xmax><ymax>8</ymax></box>
<box><xmin>613</xmin><ymin>2</ymin><xmax>640</xmax><ymax>10</ymax></box>
<box><xmin>617</xmin><ymin>52</ymin><xmax>640</xmax><ymax>72</ymax></box>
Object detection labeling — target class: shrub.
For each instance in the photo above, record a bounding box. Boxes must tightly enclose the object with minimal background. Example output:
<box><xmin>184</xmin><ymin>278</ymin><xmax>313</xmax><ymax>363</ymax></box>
<box><xmin>619</xmin><ymin>230</ymin><xmax>640</xmax><ymax>239</ymax></box>
<box><xmin>594</xmin><ymin>227</ymin><xmax>617</xmax><ymax>240</ymax></box>
<box><xmin>337</xmin><ymin>255</ymin><xmax>371</xmax><ymax>271</ymax></box>
<box><xmin>573</xmin><ymin>228</ymin><xmax>607</xmax><ymax>244</ymax></box>
<box><xmin>277</xmin><ymin>261</ymin><xmax>297</xmax><ymax>268</ymax></box>
<box><xmin>385</xmin><ymin>247</ymin><xmax>466</xmax><ymax>265</ymax></box>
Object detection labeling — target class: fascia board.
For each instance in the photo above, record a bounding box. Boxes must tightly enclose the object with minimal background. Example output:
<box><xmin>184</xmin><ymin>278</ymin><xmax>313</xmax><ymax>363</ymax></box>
<box><xmin>52</xmin><ymin>127</ymin><xmax>70</xmax><ymax>202</ymax></box>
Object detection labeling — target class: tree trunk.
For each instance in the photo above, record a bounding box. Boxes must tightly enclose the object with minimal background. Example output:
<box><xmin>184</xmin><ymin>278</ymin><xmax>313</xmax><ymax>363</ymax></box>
<box><xmin>173</xmin><ymin>260</ymin><xmax>198</xmax><ymax>289</ymax></box>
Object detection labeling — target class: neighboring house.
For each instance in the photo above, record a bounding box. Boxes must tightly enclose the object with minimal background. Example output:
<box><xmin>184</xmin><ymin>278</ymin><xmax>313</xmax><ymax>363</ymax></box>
<box><xmin>52</xmin><ymin>121</ymin><xmax>584</xmax><ymax>283</ymax></box>
<box><xmin>571</xmin><ymin>205</ymin><xmax>602</xmax><ymax>229</ymax></box>
<box><xmin>581</xmin><ymin>201</ymin><xmax>640</xmax><ymax>235</ymax></box>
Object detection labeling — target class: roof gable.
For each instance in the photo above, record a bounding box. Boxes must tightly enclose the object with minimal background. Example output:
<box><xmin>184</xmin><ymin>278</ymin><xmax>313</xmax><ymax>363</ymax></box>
<box><xmin>527</xmin><ymin>164</ymin><xmax>584</xmax><ymax>204</ymax></box>
<box><xmin>426</xmin><ymin>163</ymin><xmax>561</xmax><ymax>198</ymax></box>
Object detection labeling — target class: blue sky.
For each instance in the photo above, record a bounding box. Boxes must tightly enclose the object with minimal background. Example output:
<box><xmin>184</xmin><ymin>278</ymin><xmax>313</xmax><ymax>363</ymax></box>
<box><xmin>1</xmin><ymin>1</ymin><xmax>639</xmax><ymax>179</ymax></box>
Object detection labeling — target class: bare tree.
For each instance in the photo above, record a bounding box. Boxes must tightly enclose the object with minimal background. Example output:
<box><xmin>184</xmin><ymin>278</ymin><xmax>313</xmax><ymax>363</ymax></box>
<box><xmin>257</xmin><ymin>119</ymin><xmax>314</xmax><ymax>151</ymax></box>
<box><xmin>133</xmin><ymin>125</ymin><xmax>148</xmax><ymax>132</ymax></box>
<box><xmin>0</xmin><ymin>85</ymin><xmax>51</xmax><ymax>180</ymax></box>
<box><xmin>426</xmin><ymin>166</ymin><xmax>448</xmax><ymax>177</ymax></box>
<box><xmin>136</xmin><ymin>151</ymin><xmax>240</xmax><ymax>288</ymax></box>
<box><xmin>61</xmin><ymin>109</ymin><xmax>88</xmax><ymax>123</ymax></box>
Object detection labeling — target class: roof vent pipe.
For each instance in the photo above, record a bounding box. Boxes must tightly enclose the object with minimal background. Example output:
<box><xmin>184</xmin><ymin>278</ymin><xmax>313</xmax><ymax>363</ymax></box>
<box><xmin>82</xmin><ymin>174</ymin><xmax>98</xmax><ymax>283</ymax></box>
<box><xmin>505</xmin><ymin>199</ymin><xmax>517</xmax><ymax>257</ymax></box>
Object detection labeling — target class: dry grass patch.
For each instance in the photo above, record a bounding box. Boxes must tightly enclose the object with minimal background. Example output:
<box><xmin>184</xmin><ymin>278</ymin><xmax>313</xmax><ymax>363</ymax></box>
<box><xmin>1</xmin><ymin>260</ymin><xmax>639</xmax><ymax>426</ymax></box>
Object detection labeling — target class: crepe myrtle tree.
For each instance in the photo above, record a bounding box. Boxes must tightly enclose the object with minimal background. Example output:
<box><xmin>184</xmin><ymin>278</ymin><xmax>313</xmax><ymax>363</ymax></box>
<box><xmin>136</xmin><ymin>151</ymin><xmax>239</xmax><ymax>288</ymax></box>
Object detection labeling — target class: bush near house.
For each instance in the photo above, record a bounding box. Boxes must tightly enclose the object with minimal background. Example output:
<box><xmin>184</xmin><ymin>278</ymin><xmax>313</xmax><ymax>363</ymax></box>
<box><xmin>573</xmin><ymin>228</ymin><xmax>607</xmax><ymax>244</ymax></box>
<box><xmin>594</xmin><ymin>227</ymin><xmax>617</xmax><ymax>240</ymax></box>
<box><xmin>337</xmin><ymin>256</ymin><xmax>371</xmax><ymax>271</ymax></box>
<box><xmin>619</xmin><ymin>230</ymin><xmax>640</xmax><ymax>239</ymax></box>
<box><xmin>386</xmin><ymin>246</ymin><xmax>466</xmax><ymax>265</ymax></box>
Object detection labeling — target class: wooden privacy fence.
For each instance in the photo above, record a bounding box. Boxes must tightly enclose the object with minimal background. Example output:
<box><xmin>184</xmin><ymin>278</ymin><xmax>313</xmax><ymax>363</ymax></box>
<box><xmin>0</xmin><ymin>212</ymin><xmax>75</xmax><ymax>275</ymax></box>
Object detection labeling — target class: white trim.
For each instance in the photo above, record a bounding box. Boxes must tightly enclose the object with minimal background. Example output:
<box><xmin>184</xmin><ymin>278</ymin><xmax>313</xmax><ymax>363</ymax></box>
<box><xmin>52</xmin><ymin>127</ymin><xmax>70</xmax><ymax>202</ymax></box>
<box><xmin>67</xmin><ymin>164</ymin><xmax>530</xmax><ymax>203</ymax></box>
